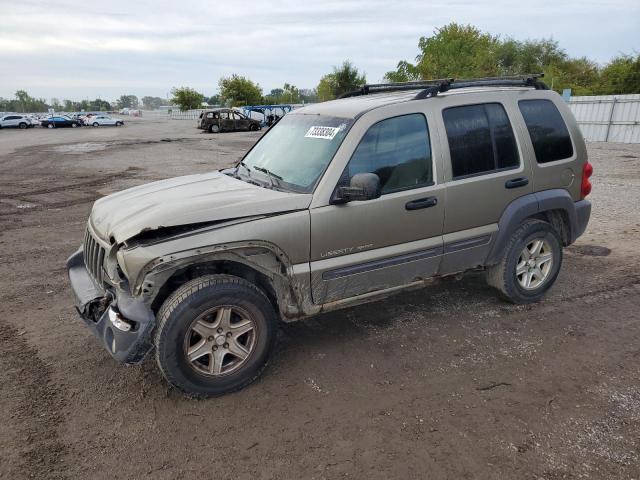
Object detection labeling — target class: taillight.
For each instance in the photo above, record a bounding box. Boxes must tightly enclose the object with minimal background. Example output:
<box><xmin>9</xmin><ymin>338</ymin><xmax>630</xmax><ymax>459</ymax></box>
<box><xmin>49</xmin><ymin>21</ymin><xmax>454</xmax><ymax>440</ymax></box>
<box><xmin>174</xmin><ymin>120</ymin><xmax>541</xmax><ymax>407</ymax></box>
<box><xmin>581</xmin><ymin>161</ymin><xmax>593</xmax><ymax>199</ymax></box>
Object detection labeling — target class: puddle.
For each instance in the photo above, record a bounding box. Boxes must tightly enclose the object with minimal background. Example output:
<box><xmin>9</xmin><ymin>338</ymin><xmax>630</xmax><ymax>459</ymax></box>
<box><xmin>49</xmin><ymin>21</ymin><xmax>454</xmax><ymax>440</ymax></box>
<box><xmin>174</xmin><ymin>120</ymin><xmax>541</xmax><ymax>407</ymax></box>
<box><xmin>49</xmin><ymin>143</ymin><xmax>108</xmax><ymax>154</ymax></box>
<box><xmin>571</xmin><ymin>245</ymin><xmax>612</xmax><ymax>257</ymax></box>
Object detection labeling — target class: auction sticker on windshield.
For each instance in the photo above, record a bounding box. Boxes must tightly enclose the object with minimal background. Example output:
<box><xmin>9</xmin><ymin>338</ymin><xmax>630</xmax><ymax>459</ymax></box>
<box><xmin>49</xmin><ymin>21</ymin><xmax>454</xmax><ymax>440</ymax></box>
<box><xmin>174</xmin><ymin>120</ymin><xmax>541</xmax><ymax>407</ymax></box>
<box><xmin>305</xmin><ymin>126</ymin><xmax>341</xmax><ymax>140</ymax></box>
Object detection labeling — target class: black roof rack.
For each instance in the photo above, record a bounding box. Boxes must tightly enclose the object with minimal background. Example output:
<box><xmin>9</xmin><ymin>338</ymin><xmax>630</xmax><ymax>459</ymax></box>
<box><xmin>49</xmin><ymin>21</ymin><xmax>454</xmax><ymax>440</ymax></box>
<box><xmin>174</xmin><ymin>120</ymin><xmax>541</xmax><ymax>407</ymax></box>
<box><xmin>339</xmin><ymin>74</ymin><xmax>548</xmax><ymax>99</ymax></box>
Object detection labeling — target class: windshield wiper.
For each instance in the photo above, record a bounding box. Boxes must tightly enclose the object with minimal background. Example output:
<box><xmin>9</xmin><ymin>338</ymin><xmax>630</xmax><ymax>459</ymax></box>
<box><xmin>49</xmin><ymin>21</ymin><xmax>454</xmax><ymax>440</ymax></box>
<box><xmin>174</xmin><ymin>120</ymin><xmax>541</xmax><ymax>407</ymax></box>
<box><xmin>253</xmin><ymin>166</ymin><xmax>283</xmax><ymax>189</ymax></box>
<box><xmin>237</xmin><ymin>160</ymin><xmax>251</xmax><ymax>176</ymax></box>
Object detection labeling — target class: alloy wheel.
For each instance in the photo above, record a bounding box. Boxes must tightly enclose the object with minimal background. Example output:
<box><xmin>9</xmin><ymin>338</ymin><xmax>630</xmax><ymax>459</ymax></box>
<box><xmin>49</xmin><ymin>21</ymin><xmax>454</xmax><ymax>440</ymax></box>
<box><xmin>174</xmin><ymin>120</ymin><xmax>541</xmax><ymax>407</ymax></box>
<box><xmin>516</xmin><ymin>238</ymin><xmax>553</xmax><ymax>290</ymax></box>
<box><xmin>183</xmin><ymin>305</ymin><xmax>257</xmax><ymax>376</ymax></box>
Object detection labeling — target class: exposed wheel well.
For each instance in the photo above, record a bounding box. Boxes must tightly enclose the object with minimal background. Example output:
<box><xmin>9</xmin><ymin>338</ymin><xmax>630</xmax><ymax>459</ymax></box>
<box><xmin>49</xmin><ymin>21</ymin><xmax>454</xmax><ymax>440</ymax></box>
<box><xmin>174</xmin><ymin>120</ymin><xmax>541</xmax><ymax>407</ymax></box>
<box><xmin>150</xmin><ymin>260</ymin><xmax>280</xmax><ymax>317</ymax></box>
<box><xmin>529</xmin><ymin>209</ymin><xmax>571</xmax><ymax>246</ymax></box>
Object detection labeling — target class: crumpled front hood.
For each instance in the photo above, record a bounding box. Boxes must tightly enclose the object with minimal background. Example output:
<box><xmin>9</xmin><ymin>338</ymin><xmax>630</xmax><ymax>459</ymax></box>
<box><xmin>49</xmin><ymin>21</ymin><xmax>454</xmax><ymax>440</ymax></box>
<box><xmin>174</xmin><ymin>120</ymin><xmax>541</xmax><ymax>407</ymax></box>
<box><xmin>89</xmin><ymin>171</ymin><xmax>312</xmax><ymax>243</ymax></box>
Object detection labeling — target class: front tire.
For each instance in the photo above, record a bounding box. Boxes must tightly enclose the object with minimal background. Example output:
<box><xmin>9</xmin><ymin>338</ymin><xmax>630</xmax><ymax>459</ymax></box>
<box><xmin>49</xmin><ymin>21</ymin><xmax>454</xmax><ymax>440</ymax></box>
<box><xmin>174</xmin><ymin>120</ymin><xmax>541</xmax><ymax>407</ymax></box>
<box><xmin>92</xmin><ymin>122</ymin><xmax>99</xmax><ymax>127</ymax></box>
<box><xmin>209</xmin><ymin>124</ymin><xmax>220</xmax><ymax>133</ymax></box>
<box><xmin>486</xmin><ymin>219</ymin><xmax>562</xmax><ymax>304</ymax></box>
<box><xmin>154</xmin><ymin>275</ymin><xmax>277</xmax><ymax>397</ymax></box>
<box><xmin>47</xmin><ymin>123</ymin><xmax>54</xmax><ymax>129</ymax></box>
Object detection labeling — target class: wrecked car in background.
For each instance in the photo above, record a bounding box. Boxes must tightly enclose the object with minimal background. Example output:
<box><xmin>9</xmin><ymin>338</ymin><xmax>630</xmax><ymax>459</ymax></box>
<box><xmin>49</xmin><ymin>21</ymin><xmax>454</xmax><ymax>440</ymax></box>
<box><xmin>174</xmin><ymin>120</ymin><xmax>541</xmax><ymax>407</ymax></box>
<box><xmin>198</xmin><ymin>108</ymin><xmax>261</xmax><ymax>133</ymax></box>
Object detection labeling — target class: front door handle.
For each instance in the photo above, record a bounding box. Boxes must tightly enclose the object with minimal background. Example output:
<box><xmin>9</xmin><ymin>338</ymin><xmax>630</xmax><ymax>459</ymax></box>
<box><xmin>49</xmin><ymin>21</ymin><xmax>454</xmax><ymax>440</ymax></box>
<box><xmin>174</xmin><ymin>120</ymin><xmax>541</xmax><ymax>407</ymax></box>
<box><xmin>406</xmin><ymin>196</ymin><xmax>438</xmax><ymax>210</ymax></box>
<box><xmin>505</xmin><ymin>177</ymin><xmax>529</xmax><ymax>189</ymax></box>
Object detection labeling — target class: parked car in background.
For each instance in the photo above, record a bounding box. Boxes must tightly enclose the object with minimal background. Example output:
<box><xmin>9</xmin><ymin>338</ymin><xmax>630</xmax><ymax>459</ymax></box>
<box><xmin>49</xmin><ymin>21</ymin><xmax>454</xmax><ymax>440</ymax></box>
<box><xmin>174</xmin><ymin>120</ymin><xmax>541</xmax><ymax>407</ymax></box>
<box><xmin>89</xmin><ymin>115</ymin><xmax>124</xmax><ymax>127</ymax></box>
<box><xmin>198</xmin><ymin>108</ymin><xmax>261</xmax><ymax>133</ymax></box>
<box><xmin>40</xmin><ymin>116</ymin><xmax>82</xmax><ymax>128</ymax></box>
<box><xmin>0</xmin><ymin>114</ymin><xmax>33</xmax><ymax>129</ymax></box>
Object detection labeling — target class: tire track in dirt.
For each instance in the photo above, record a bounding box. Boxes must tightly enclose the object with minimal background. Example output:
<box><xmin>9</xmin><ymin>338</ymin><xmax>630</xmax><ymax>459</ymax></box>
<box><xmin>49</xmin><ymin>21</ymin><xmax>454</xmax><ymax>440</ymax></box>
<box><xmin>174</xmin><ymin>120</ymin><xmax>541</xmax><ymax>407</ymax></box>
<box><xmin>0</xmin><ymin>317</ymin><xmax>68</xmax><ymax>479</ymax></box>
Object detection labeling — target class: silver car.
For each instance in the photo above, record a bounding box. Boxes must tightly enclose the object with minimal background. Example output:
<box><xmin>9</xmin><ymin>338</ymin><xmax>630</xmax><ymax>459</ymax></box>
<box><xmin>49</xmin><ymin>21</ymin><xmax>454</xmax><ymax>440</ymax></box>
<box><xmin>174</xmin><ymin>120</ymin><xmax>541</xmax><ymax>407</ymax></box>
<box><xmin>89</xmin><ymin>115</ymin><xmax>124</xmax><ymax>127</ymax></box>
<box><xmin>0</xmin><ymin>114</ymin><xmax>32</xmax><ymax>129</ymax></box>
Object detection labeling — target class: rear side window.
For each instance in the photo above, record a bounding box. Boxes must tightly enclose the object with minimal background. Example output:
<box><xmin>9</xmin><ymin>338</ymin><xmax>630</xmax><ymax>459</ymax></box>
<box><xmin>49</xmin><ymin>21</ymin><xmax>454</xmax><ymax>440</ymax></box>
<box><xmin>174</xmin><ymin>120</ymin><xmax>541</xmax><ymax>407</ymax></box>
<box><xmin>443</xmin><ymin>103</ymin><xmax>519</xmax><ymax>179</ymax></box>
<box><xmin>345</xmin><ymin>113</ymin><xmax>433</xmax><ymax>194</ymax></box>
<box><xmin>518</xmin><ymin>99</ymin><xmax>573</xmax><ymax>163</ymax></box>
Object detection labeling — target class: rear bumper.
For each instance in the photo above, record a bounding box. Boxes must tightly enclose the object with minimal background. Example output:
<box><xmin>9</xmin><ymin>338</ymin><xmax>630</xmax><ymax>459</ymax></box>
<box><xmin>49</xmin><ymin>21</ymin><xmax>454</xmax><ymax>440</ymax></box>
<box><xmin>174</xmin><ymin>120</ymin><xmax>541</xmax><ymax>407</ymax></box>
<box><xmin>66</xmin><ymin>248</ymin><xmax>155</xmax><ymax>364</ymax></box>
<box><xmin>572</xmin><ymin>199</ymin><xmax>591</xmax><ymax>242</ymax></box>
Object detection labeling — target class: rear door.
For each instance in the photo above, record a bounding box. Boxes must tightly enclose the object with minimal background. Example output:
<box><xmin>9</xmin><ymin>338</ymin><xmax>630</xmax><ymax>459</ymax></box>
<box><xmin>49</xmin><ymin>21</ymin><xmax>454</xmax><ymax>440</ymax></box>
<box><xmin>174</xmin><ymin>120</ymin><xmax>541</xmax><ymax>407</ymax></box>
<box><xmin>435</xmin><ymin>98</ymin><xmax>533</xmax><ymax>274</ymax></box>
<box><xmin>220</xmin><ymin>111</ymin><xmax>234</xmax><ymax>131</ymax></box>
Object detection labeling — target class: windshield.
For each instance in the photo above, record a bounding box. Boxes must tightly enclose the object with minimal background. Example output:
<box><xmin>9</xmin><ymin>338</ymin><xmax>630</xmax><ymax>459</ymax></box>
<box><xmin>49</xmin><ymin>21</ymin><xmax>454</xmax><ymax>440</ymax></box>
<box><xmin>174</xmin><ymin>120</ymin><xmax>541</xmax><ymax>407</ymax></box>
<box><xmin>241</xmin><ymin>114</ymin><xmax>353</xmax><ymax>193</ymax></box>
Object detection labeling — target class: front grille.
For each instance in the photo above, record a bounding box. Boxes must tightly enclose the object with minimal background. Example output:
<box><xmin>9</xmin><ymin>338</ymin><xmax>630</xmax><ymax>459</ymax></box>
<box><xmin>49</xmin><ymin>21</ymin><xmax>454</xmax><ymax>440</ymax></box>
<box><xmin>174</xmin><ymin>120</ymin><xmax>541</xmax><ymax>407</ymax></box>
<box><xmin>83</xmin><ymin>228</ymin><xmax>107</xmax><ymax>286</ymax></box>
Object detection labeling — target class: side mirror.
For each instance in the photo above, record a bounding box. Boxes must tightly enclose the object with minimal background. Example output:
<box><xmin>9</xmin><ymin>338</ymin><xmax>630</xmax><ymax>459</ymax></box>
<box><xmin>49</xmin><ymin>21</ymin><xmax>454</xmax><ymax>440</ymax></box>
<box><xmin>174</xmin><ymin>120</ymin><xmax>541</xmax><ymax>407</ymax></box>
<box><xmin>335</xmin><ymin>173</ymin><xmax>381</xmax><ymax>203</ymax></box>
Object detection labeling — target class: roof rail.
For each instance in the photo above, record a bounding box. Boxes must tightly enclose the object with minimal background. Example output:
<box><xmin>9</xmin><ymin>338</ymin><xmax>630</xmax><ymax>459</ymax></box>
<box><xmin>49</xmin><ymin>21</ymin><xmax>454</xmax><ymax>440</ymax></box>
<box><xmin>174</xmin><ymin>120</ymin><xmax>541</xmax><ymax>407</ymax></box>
<box><xmin>339</xmin><ymin>74</ymin><xmax>548</xmax><ymax>100</ymax></box>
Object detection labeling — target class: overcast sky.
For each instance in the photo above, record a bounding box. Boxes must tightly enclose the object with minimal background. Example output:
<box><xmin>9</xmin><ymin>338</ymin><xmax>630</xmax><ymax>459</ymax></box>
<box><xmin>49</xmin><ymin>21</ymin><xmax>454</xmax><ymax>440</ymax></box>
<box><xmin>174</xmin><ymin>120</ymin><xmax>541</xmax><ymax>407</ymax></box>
<box><xmin>1</xmin><ymin>0</ymin><xmax>638</xmax><ymax>101</ymax></box>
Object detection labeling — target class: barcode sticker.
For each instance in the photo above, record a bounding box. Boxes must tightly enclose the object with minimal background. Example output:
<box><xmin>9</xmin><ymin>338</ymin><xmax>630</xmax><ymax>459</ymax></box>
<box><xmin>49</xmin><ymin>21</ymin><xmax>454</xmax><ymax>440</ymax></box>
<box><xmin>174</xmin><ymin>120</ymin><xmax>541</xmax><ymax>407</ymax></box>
<box><xmin>305</xmin><ymin>126</ymin><xmax>340</xmax><ymax>140</ymax></box>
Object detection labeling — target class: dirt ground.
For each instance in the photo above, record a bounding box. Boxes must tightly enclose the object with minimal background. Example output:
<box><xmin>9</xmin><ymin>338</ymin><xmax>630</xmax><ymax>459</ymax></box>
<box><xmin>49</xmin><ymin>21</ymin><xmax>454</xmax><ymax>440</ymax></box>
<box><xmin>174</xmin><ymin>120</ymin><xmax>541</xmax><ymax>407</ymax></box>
<box><xmin>1</xmin><ymin>115</ymin><xmax>639</xmax><ymax>480</ymax></box>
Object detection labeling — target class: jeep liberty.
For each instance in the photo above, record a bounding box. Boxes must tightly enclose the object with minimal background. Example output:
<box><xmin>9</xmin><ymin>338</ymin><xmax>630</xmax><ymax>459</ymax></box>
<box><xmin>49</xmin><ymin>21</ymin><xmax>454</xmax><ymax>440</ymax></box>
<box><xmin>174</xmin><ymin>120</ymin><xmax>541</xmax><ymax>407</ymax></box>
<box><xmin>67</xmin><ymin>75</ymin><xmax>592</xmax><ymax>397</ymax></box>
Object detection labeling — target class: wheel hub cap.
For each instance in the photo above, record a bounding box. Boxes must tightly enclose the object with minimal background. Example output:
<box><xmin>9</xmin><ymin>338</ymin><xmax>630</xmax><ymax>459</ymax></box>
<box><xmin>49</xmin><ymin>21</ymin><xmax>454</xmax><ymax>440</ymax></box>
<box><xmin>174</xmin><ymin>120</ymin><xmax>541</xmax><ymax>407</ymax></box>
<box><xmin>183</xmin><ymin>305</ymin><xmax>256</xmax><ymax>376</ymax></box>
<box><xmin>516</xmin><ymin>238</ymin><xmax>553</xmax><ymax>290</ymax></box>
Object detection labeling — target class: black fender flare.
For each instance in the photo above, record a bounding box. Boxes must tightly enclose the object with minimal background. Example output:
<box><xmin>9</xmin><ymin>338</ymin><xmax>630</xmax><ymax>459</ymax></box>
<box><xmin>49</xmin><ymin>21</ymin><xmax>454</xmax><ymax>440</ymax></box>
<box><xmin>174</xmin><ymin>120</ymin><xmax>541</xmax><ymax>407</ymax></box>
<box><xmin>485</xmin><ymin>189</ymin><xmax>584</xmax><ymax>265</ymax></box>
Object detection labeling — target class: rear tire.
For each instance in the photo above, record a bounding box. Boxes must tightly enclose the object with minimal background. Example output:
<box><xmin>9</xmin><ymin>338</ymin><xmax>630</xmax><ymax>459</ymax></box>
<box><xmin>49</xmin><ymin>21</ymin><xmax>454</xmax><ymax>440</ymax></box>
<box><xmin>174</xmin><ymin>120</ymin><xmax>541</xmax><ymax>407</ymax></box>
<box><xmin>154</xmin><ymin>274</ymin><xmax>278</xmax><ymax>398</ymax></box>
<box><xmin>486</xmin><ymin>219</ymin><xmax>562</xmax><ymax>304</ymax></box>
<box><xmin>19</xmin><ymin>122</ymin><xmax>27</xmax><ymax>129</ymax></box>
<box><xmin>92</xmin><ymin>122</ymin><xmax>99</xmax><ymax>127</ymax></box>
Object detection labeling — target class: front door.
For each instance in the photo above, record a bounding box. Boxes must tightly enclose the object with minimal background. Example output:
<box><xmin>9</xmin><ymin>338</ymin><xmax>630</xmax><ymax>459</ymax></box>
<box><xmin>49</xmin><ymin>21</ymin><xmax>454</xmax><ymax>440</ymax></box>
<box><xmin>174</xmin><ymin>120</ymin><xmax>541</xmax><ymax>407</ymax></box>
<box><xmin>309</xmin><ymin>112</ymin><xmax>445</xmax><ymax>304</ymax></box>
<box><xmin>233</xmin><ymin>112</ymin><xmax>250</xmax><ymax>131</ymax></box>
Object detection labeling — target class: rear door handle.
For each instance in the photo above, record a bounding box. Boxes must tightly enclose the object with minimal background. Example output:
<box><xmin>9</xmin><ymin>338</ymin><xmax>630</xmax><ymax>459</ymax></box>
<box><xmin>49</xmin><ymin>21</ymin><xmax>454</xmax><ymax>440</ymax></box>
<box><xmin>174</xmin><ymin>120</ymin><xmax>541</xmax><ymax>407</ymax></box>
<box><xmin>505</xmin><ymin>177</ymin><xmax>529</xmax><ymax>189</ymax></box>
<box><xmin>406</xmin><ymin>196</ymin><xmax>438</xmax><ymax>210</ymax></box>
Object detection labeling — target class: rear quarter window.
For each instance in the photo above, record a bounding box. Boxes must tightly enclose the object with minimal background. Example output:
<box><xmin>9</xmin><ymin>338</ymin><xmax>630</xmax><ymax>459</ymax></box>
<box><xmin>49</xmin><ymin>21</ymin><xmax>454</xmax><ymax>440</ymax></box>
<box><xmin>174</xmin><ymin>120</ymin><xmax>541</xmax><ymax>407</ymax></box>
<box><xmin>518</xmin><ymin>99</ymin><xmax>574</xmax><ymax>163</ymax></box>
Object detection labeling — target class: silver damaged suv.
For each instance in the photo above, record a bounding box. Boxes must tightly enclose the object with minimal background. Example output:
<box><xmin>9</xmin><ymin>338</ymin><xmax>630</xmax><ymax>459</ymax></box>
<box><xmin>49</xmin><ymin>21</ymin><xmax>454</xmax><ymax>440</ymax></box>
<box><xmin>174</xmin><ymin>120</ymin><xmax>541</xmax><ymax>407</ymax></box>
<box><xmin>67</xmin><ymin>75</ymin><xmax>592</xmax><ymax>397</ymax></box>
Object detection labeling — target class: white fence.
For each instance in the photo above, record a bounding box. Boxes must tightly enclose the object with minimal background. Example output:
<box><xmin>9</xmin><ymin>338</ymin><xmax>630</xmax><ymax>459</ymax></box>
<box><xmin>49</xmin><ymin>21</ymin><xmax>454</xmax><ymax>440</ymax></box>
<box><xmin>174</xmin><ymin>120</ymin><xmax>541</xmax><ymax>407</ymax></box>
<box><xmin>167</xmin><ymin>109</ymin><xmax>204</xmax><ymax>120</ymax></box>
<box><xmin>568</xmin><ymin>94</ymin><xmax>640</xmax><ymax>143</ymax></box>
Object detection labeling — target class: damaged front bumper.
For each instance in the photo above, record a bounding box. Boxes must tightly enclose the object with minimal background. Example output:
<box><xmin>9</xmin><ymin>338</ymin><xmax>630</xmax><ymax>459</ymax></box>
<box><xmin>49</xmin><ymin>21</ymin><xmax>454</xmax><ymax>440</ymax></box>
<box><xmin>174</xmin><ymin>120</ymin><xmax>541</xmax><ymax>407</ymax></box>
<box><xmin>67</xmin><ymin>248</ymin><xmax>156</xmax><ymax>364</ymax></box>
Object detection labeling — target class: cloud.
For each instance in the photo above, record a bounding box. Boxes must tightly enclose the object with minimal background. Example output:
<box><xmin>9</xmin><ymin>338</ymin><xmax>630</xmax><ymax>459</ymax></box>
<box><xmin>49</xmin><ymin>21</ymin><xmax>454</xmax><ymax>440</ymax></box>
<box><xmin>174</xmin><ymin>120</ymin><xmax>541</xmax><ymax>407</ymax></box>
<box><xmin>0</xmin><ymin>0</ymin><xmax>638</xmax><ymax>100</ymax></box>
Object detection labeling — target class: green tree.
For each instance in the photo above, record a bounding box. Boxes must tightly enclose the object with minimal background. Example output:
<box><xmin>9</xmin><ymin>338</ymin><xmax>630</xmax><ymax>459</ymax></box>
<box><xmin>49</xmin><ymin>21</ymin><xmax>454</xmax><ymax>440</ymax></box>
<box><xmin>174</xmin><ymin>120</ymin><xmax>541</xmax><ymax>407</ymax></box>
<box><xmin>170</xmin><ymin>87</ymin><xmax>204</xmax><ymax>111</ymax></box>
<box><xmin>382</xmin><ymin>22</ymin><xmax>627</xmax><ymax>95</ymax></box>
<box><xmin>331</xmin><ymin>61</ymin><xmax>366</xmax><ymax>97</ymax></box>
<box><xmin>299</xmin><ymin>88</ymin><xmax>317</xmax><ymax>103</ymax></box>
<box><xmin>218</xmin><ymin>75</ymin><xmax>263</xmax><ymax>106</ymax></box>
<box><xmin>206</xmin><ymin>94</ymin><xmax>221</xmax><ymax>106</ymax></box>
<box><xmin>384</xmin><ymin>23</ymin><xmax>499</xmax><ymax>81</ymax></box>
<box><xmin>116</xmin><ymin>95</ymin><xmax>139</xmax><ymax>109</ymax></box>
<box><xmin>316</xmin><ymin>74</ymin><xmax>335</xmax><ymax>101</ymax></box>
<box><xmin>64</xmin><ymin>99</ymin><xmax>79</xmax><ymax>111</ymax></box>
<box><xmin>141</xmin><ymin>96</ymin><xmax>165</xmax><ymax>110</ymax></box>
<box><xmin>12</xmin><ymin>90</ymin><xmax>48</xmax><ymax>112</ymax></box>
<box><xmin>598</xmin><ymin>54</ymin><xmax>640</xmax><ymax>94</ymax></box>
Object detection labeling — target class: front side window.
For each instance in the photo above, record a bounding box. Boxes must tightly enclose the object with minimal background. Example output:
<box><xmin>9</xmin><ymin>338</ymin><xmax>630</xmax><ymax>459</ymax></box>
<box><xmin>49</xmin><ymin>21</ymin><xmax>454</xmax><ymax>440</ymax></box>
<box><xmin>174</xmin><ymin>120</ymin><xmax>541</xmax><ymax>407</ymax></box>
<box><xmin>443</xmin><ymin>103</ymin><xmax>519</xmax><ymax>179</ymax></box>
<box><xmin>241</xmin><ymin>114</ymin><xmax>352</xmax><ymax>193</ymax></box>
<box><xmin>343</xmin><ymin>114</ymin><xmax>433</xmax><ymax>194</ymax></box>
<box><xmin>518</xmin><ymin>99</ymin><xmax>573</xmax><ymax>163</ymax></box>
<box><xmin>206</xmin><ymin>112</ymin><xmax>213</xmax><ymax>119</ymax></box>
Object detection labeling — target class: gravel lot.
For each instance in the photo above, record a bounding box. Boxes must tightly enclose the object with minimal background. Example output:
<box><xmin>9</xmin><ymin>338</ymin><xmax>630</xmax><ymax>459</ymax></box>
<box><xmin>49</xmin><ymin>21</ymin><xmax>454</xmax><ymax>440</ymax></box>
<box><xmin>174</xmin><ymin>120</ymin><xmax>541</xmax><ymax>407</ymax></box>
<box><xmin>1</xmin><ymin>116</ymin><xmax>639</xmax><ymax>480</ymax></box>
